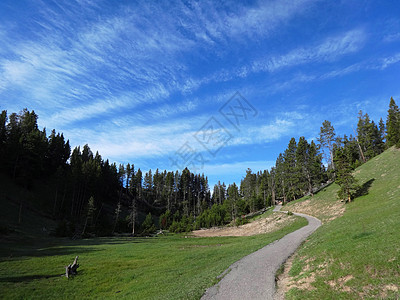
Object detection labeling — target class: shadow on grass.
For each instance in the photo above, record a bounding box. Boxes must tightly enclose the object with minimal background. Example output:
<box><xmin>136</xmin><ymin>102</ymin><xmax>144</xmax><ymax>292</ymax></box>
<box><xmin>0</xmin><ymin>274</ymin><xmax>61</xmax><ymax>283</ymax></box>
<box><xmin>0</xmin><ymin>236</ymin><xmax>157</xmax><ymax>260</ymax></box>
<box><xmin>352</xmin><ymin>231</ymin><xmax>373</xmax><ymax>239</ymax></box>
<box><xmin>356</xmin><ymin>178</ymin><xmax>375</xmax><ymax>198</ymax></box>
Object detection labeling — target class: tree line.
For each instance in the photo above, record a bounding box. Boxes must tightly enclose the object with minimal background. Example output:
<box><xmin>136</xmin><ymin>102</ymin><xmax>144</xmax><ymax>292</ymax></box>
<box><xmin>1</xmin><ymin>98</ymin><xmax>399</xmax><ymax>236</ymax></box>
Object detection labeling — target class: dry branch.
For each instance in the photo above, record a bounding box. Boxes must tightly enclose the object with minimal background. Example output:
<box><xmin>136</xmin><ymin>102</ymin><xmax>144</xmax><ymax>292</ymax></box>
<box><xmin>65</xmin><ymin>256</ymin><xmax>79</xmax><ymax>278</ymax></box>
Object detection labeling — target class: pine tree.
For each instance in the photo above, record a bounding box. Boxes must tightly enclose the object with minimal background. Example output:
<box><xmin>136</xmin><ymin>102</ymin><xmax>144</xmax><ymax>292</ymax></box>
<box><xmin>379</xmin><ymin>118</ymin><xmax>386</xmax><ymax>144</ymax></box>
<box><xmin>296</xmin><ymin>138</ymin><xmax>325</xmax><ymax>196</ymax></box>
<box><xmin>317</xmin><ymin>120</ymin><xmax>336</xmax><ymax>169</ymax></box>
<box><xmin>259</xmin><ymin>170</ymin><xmax>269</xmax><ymax>207</ymax></box>
<box><xmin>357</xmin><ymin>112</ymin><xmax>384</xmax><ymax>159</ymax></box>
<box><xmin>342</xmin><ymin>135</ymin><xmax>362</xmax><ymax>169</ymax></box>
<box><xmin>295</xmin><ymin>137</ymin><xmax>309</xmax><ymax>195</ymax></box>
<box><xmin>386</xmin><ymin>97</ymin><xmax>400</xmax><ymax>147</ymax></box>
<box><xmin>269</xmin><ymin>167</ymin><xmax>276</xmax><ymax>205</ymax></box>
<box><xmin>0</xmin><ymin>110</ymin><xmax>7</xmax><ymax>169</ymax></box>
<box><xmin>284</xmin><ymin>138</ymin><xmax>298</xmax><ymax>201</ymax></box>
<box><xmin>275</xmin><ymin>153</ymin><xmax>287</xmax><ymax>204</ymax></box>
<box><xmin>240</xmin><ymin>169</ymin><xmax>257</xmax><ymax>211</ymax></box>
<box><xmin>141</xmin><ymin>213</ymin><xmax>156</xmax><ymax>235</ymax></box>
<box><xmin>334</xmin><ymin>148</ymin><xmax>359</xmax><ymax>202</ymax></box>
<box><xmin>227</xmin><ymin>183</ymin><xmax>239</xmax><ymax>220</ymax></box>
<box><xmin>82</xmin><ymin>196</ymin><xmax>96</xmax><ymax>236</ymax></box>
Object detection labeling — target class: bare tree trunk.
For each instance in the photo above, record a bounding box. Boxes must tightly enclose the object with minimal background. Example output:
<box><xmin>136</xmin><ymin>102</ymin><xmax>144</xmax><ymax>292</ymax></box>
<box><xmin>353</xmin><ymin>127</ymin><xmax>366</xmax><ymax>163</ymax></box>
<box><xmin>18</xmin><ymin>202</ymin><xmax>23</xmax><ymax>224</ymax></box>
<box><xmin>263</xmin><ymin>190</ymin><xmax>266</xmax><ymax>208</ymax></box>
<box><xmin>272</xmin><ymin>188</ymin><xmax>276</xmax><ymax>205</ymax></box>
<box><xmin>94</xmin><ymin>203</ymin><xmax>103</xmax><ymax>227</ymax></box>
<box><xmin>112</xmin><ymin>201</ymin><xmax>121</xmax><ymax>234</ymax></box>
<box><xmin>12</xmin><ymin>155</ymin><xmax>19</xmax><ymax>180</ymax></box>
<box><xmin>131</xmin><ymin>197</ymin><xmax>136</xmax><ymax>236</ymax></box>
<box><xmin>60</xmin><ymin>184</ymin><xmax>67</xmax><ymax>214</ymax></box>
<box><xmin>81</xmin><ymin>216</ymin><xmax>88</xmax><ymax>236</ymax></box>
<box><xmin>71</xmin><ymin>184</ymin><xmax>75</xmax><ymax>216</ymax></box>
<box><xmin>53</xmin><ymin>186</ymin><xmax>58</xmax><ymax>216</ymax></box>
<box><xmin>329</xmin><ymin>149</ymin><xmax>335</xmax><ymax>170</ymax></box>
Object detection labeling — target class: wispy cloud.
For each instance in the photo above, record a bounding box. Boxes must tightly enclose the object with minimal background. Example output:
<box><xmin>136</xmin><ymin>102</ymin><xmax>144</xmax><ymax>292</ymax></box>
<box><xmin>383</xmin><ymin>33</ymin><xmax>400</xmax><ymax>43</ymax></box>
<box><xmin>251</xmin><ymin>29</ymin><xmax>366</xmax><ymax>73</ymax></box>
<box><xmin>180</xmin><ymin>0</ymin><xmax>317</xmax><ymax>43</ymax></box>
<box><xmin>203</xmin><ymin>160</ymin><xmax>276</xmax><ymax>177</ymax></box>
<box><xmin>379</xmin><ymin>53</ymin><xmax>400</xmax><ymax>70</ymax></box>
<box><xmin>193</xmin><ymin>29</ymin><xmax>366</xmax><ymax>86</ymax></box>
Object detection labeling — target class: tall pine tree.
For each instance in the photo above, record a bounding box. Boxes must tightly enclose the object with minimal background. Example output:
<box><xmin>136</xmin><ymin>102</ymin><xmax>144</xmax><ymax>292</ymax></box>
<box><xmin>334</xmin><ymin>148</ymin><xmax>359</xmax><ymax>202</ymax></box>
<box><xmin>386</xmin><ymin>97</ymin><xmax>400</xmax><ymax>147</ymax></box>
<box><xmin>317</xmin><ymin>120</ymin><xmax>336</xmax><ymax>170</ymax></box>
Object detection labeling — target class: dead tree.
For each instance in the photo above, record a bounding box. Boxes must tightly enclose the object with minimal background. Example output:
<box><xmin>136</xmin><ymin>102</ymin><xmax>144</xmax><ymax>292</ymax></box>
<box><xmin>65</xmin><ymin>256</ymin><xmax>79</xmax><ymax>278</ymax></box>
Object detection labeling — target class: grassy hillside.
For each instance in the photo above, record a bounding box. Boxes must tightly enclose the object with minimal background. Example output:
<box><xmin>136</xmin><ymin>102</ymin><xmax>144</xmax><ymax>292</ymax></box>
<box><xmin>283</xmin><ymin>147</ymin><xmax>400</xmax><ymax>299</ymax></box>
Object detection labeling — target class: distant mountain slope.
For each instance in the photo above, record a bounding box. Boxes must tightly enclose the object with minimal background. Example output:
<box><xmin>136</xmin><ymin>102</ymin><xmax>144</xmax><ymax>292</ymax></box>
<box><xmin>281</xmin><ymin>147</ymin><xmax>400</xmax><ymax>299</ymax></box>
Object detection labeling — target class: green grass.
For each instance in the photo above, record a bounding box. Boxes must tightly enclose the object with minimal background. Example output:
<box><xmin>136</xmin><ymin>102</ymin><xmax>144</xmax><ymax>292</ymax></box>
<box><xmin>0</xmin><ymin>215</ymin><xmax>306</xmax><ymax>299</ymax></box>
<box><xmin>285</xmin><ymin>147</ymin><xmax>400</xmax><ymax>299</ymax></box>
<box><xmin>247</xmin><ymin>206</ymin><xmax>274</xmax><ymax>222</ymax></box>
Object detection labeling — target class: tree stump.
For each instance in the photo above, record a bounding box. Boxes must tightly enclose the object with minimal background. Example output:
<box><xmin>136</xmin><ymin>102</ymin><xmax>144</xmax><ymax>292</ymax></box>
<box><xmin>65</xmin><ymin>256</ymin><xmax>79</xmax><ymax>278</ymax></box>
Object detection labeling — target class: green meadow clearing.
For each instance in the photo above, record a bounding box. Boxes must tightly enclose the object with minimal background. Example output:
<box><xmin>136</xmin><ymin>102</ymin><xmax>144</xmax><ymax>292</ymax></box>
<box><xmin>0</xmin><ymin>215</ymin><xmax>306</xmax><ymax>299</ymax></box>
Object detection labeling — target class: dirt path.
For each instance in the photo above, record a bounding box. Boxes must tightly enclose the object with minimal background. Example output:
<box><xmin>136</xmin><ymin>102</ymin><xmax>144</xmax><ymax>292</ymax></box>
<box><xmin>201</xmin><ymin>206</ymin><xmax>321</xmax><ymax>300</ymax></box>
<box><xmin>192</xmin><ymin>212</ymin><xmax>298</xmax><ymax>237</ymax></box>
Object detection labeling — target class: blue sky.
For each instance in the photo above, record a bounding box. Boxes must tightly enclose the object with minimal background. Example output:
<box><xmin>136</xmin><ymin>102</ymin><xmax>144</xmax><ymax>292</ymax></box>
<box><xmin>1</xmin><ymin>0</ymin><xmax>399</xmax><ymax>188</ymax></box>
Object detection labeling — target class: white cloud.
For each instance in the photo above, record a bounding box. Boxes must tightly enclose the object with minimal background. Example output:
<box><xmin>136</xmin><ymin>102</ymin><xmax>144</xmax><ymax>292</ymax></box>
<box><xmin>252</xmin><ymin>29</ymin><xmax>366</xmax><ymax>73</ymax></box>
<box><xmin>1</xmin><ymin>60</ymin><xmax>34</xmax><ymax>86</ymax></box>
<box><xmin>181</xmin><ymin>0</ymin><xmax>317</xmax><ymax>43</ymax></box>
<box><xmin>379</xmin><ymin>53</ymin><xmax>400</xmax><ymax>70</ymax></box>
<box><xmin>203</xmin><ymin>160</ymin><xmax>276</xmax><ymax>177</ymax></box>
<box><xmin>383</xmin><ymin>33</ymin><xmax>400</xmax><ymax>43</ymax></box>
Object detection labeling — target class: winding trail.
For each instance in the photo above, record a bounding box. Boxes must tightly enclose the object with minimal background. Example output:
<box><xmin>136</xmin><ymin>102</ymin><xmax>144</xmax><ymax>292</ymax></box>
<box><xmin>201</xmin><ymin>206</ymin><xmax>321</xmax><ymax>300</ymax></box>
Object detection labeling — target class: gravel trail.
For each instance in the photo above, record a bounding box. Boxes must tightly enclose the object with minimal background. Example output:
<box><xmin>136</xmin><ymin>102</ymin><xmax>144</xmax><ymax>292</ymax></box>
<box><xmin>201</xmin><ymin>206</ymin><xmax>321</xmax><ymax>300</ymax></box>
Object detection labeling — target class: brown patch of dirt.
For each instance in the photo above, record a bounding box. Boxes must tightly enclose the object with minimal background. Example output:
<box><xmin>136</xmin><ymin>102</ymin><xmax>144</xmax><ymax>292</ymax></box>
<box><xmin>359</xmin><ymin>283</ymin><xmax>399</xmax><ymax>298</ymax></box>
<box><xmin>276</xmin><ymin>257</ymin><xmax>335</xmax><ymax>298</ymax></box>
<box><xmin>365</xmin><ymin>265</ymin><xmax>379</xmax><ymax>278</ymax></box>
<box><xmin>275</xmin><ymin>255</ymin><xmax>296</xmax><ymax>300</ymax></box>
<box><xmin>384</xmin><ymin>284</ymin><xmax>399</xmax><ymax>292</ymax></box>
<box><xmin>327</xmin><ymin>275</ymin><xmax>354</xmax><ymax>293</ymax></box>
<box><xmin>191</xmin><ymin>213</ymin><xmax>297</xmax><ymax>237</ymax></box>
<box><xmin>285</xmin><ymin>199</ymin><xmax>345</xmax><ymax>223</ymax></box>
<box><xmin>359</xmin><ymin>284</ymin><xmax>374</xmax><ymax>298</ymax></box>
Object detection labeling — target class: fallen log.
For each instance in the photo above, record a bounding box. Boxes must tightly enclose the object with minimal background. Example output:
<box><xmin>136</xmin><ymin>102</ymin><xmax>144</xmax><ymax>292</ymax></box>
<box><xmin>65</xmin><ymin>256</ymin><xmax>79</xmax><ymax>278</ymax></box>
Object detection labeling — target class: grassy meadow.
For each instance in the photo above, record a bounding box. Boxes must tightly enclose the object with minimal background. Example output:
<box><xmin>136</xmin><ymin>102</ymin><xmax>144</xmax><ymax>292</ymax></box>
<box><xmin>0</xmin><ymin>215</ymin><xmax>306</xmax><ymax>299</ymax></box>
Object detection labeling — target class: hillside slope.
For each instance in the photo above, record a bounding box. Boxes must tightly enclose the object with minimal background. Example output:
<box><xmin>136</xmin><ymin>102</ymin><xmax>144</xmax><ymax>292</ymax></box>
<box><xmin>280</xmin><ymin>147</ymin><xmax>400</xmax><ymax>299</ymax></box>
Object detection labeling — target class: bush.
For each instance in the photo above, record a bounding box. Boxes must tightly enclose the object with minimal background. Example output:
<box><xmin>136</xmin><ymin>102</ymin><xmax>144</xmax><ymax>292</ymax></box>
<box><xmin>235</xmin><ymin>217</ymin><xmax>249</xmax><ymax>227</ymax></box>
<box><xmin>159</xmin><ymin>210</ymin><xmax>172</xmax><ymax>230</ymax></box>
<box><xmin>140</xmin><ymin>213</ymin><xmax>156</xmax><ymax>236</ymax></box>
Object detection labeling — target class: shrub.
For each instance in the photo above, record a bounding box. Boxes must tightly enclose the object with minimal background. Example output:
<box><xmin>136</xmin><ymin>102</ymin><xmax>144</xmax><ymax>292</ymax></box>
<box><xmin>235</xmin><ymin>217</ymin><xmax>249</xmax><ymax>227</ymax></box>
<box><xmin>140</xmin><ymin>213</ymin><xmax>156</xmax><ymax>236</ymax></box>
